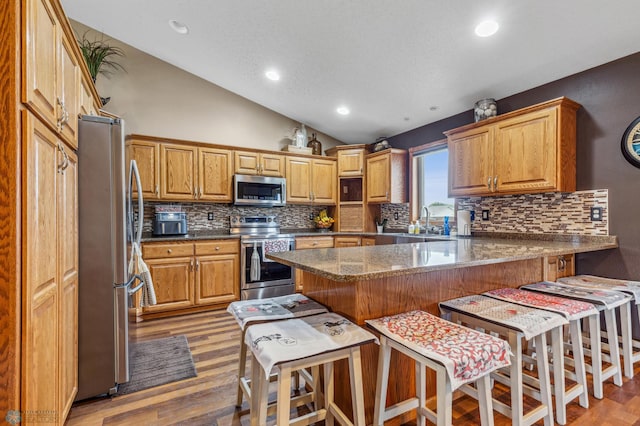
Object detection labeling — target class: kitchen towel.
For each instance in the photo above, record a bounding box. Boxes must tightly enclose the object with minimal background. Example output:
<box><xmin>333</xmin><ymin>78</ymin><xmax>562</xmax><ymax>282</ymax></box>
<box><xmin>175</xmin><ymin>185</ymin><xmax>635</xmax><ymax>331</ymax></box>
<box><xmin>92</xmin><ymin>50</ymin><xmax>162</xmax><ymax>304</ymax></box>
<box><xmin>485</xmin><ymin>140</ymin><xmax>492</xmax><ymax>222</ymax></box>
<box><xmin>262</xmin><ymin>239</ymin><xmax>290</xmax><ymax>262</ymax></box>
<box><xmin>250</xmin><ymin>242</ymin><xmax>261</xmax><ymax>281</ymax></box>
<box><xmin>129</xmin><ymin>242</ymin><xmax>157</xmax><ymax>307</ymax></box>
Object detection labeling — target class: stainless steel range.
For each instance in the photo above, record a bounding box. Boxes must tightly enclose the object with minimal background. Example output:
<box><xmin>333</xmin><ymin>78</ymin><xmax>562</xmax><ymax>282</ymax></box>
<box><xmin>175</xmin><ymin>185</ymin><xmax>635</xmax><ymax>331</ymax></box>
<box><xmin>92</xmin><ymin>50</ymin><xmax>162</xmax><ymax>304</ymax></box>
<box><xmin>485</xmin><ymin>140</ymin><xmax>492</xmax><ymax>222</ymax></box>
<box><xmin>231</xmin><ymin>215</ymin><xmax>296</xmax><ymax>299</ymax></box>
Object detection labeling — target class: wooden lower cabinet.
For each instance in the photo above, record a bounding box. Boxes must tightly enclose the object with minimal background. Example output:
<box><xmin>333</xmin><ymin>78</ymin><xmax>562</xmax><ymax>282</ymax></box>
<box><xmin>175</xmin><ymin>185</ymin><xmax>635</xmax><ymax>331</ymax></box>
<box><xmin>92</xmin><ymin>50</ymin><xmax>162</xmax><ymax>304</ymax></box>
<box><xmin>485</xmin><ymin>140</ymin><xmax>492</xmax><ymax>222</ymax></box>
<box><xmin>145</xmin><ymin>256</ymin><xmax>195</xmax><ymax>313</ymax></box>
<box><xmin>295</xmin><ymin>236</ymin><xmax>334</xmax><ymax>291</ymax></box>
<box><xmin>543</xmin><ymin>254</ymin><xmax>575</xmax><ymax>281</ymax></box>
<box><xmin>334</xmin><ymin>236</ymin><xmax>361</xmax><ymax>248</ymax></box>
<box><xmin>362</xmin><ymin>237</ymin><xmax>376</xmax><ymax>247</ymax></box>
<box><xmin>142</xmin><ymin>240</ymin><xmax>240</xmax><ymax>316</ymax></box>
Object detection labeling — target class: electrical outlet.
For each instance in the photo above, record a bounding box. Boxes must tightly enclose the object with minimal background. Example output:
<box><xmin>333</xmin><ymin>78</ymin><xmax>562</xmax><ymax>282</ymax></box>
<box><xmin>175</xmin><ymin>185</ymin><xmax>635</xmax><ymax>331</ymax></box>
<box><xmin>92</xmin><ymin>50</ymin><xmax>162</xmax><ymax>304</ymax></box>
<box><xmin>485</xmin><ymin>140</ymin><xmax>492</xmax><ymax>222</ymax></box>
<box><xmin>482</xmin><ymin>210</ymin><xmax>490</xmax><ymax>221</ymax></box>
<box><xmin>207</xmin><ymin>212</ymin><xmax>214</xmax><ymax>220</ymax></box>
<box><xmin>590</xmin><ymin>207</ymin><xmax>603</xmax><ymax>221</ymax></box>
<box><xmin>309</xmin><ymin>212</ymin><xmax>315</xmax><ymax>220</ymax></box>
<box><xmin>394</xmin><ymin>212</ymin><xmax>399</xmax><ymax>220</ymax></box>
<box><xmin>470</xmin><ymin>211</ymin><xmax>475</xmax><ymax>221</ymax></box>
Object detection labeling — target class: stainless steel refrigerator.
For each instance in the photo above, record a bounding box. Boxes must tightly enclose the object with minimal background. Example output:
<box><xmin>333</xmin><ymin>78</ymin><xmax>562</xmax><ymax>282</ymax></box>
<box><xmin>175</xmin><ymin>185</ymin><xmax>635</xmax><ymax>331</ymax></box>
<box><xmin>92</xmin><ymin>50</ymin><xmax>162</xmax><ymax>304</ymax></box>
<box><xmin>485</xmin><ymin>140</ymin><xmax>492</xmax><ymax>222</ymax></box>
<box><xmin>76</xmin><ymin>115</ymin><xmax>144</xmax><ymax>400</ymax></box>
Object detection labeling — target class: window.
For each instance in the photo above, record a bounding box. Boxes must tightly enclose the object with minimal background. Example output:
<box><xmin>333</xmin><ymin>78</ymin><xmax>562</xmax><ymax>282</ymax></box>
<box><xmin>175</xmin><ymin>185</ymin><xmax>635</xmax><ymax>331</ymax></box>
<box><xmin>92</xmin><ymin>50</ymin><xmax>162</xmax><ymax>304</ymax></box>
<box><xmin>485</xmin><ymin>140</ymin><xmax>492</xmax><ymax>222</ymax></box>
<box><xmin>411</xmin><ymin>141</ymin><xmax>454</xmax><ymax>227</ymax></box>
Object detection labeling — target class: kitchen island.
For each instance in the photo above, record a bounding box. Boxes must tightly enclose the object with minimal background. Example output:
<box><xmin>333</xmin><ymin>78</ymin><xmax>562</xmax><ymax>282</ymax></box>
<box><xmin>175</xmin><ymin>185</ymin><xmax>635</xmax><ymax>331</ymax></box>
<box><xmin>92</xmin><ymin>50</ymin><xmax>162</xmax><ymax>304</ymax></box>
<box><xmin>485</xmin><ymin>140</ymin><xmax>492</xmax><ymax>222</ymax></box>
<box><xmin>267</xmin><ymin>235</ymin><xmax>618</xmax><ymax>424</ymax></box>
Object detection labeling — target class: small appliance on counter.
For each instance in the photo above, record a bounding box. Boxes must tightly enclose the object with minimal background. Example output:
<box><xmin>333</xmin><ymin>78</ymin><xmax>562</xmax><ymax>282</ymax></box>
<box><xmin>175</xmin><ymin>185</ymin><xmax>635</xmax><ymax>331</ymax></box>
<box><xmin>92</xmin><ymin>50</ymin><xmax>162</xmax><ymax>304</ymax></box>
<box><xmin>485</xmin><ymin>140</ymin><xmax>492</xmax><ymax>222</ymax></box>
<box><xmin>153</xmin><ymin>212</ymin><xmax>188</xmax><ymax>236</ymax></box>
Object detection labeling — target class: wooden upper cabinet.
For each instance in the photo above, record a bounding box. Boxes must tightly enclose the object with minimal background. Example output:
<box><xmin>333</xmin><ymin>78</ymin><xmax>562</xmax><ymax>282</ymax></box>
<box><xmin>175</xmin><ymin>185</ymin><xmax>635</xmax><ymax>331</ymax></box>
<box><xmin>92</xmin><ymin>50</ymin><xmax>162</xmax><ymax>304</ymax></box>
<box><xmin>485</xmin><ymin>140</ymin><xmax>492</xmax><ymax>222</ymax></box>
<box><xmin>286</xmin><ymin>156</ymin><xmax>336</xmax><ymax>205</ymax></box>
<box><xmin>235</xmin><ymin>151</ymin><xmax>284</xmax><ymax>177</ymax></box>
<box><xmin>57</xmin><ymin>34</ymin><xmax>80</xmax><ymax>148</ymax></box>
<box><xmin>199</xmin><ymin>147</ymin><xmax>233</xmax><ymax>202</ymax></box>
<box><xmin>448</xmin><ymin>127</ymin><xmax>493</xmax><ymax>197</ymax></box>
<box><xmin>494</xmin><ymin>109</ymin><xmax>557</xmax><ymax>193</ymax></box>
<box><xmin>445</xmin><ymin>97</ymin><xmax>579</xmax><ymax>197</ymax></box>
<box><xmin>366</xmin><ymin>149</ymin><xmax>407</xmax><ymax>203</ymax></box>
<box><xmin>23</xmin><ymin>0</ymin><xmax>59</xmax><ymax>128</ymax></box>
<box><xmin>286</xmin><ymin>156</ymin><xmax>312</xmax><ymax>203</ymax></box>
<box><xmin>79</xmin><ymin>77</ymin><xmax>97</xmax><ymax>116</ymax></box>
<box><xmin>337</xmin><ymin>148</ymin><xmax>364</xmax><ymax>176</ymax></box>
<box><xmin>311</xmin><ymin>158</ymin><xmax>337</xmax><ymax>204</ymax></box>
<box><xmin>128</xmin><ymin>140</ymin><xmax>161</xmax><ymax>199</ymax></box>
<box><xmin>161</xmin><ymin>144</ymin><xmax>198</xmax><ymax>200</ymax></box>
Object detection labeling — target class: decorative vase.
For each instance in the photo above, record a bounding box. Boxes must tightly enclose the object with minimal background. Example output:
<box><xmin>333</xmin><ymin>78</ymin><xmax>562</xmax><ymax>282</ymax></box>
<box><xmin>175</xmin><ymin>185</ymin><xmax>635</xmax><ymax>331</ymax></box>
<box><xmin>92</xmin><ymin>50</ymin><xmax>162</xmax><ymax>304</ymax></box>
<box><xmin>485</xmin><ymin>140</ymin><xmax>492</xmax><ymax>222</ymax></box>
<box><xmin>474</xmin><ymin>98</ymin><xmax>497</xmax><ymax>122</ymax></box>
<box><xmin>307</xmin><ymin>133</ymin><xmax>322</xmax><ymax>155</ymax></box>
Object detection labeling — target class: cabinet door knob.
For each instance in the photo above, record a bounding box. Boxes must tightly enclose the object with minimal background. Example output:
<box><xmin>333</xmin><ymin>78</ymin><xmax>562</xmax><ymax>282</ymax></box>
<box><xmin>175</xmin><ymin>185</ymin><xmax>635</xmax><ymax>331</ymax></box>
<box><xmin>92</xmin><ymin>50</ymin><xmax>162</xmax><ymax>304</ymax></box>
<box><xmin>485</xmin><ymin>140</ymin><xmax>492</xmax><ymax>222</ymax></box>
<box><xmin>312</xmin><ymin>242</ymin><xmax>318</xmax><ymax>246</ymax></box>
<box><xmin>215</xmin><ymin>246</ymin><xmax>220</xmax><ymax>251</ymax></box>
<box><xmin>167</xmin><ymin>249</ymin><xmax>172</xmax><ymax>253</ymax></box>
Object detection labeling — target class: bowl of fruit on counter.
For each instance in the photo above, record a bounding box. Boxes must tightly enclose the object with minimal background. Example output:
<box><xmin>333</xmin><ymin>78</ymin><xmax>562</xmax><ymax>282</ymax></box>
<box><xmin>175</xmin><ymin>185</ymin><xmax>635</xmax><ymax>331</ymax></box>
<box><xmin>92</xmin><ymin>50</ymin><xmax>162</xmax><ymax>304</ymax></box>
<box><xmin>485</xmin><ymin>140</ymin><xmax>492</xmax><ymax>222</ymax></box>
<box><xmin>314</xmin><ymin>209</ymin><xmax>334</xmax><ymax>232</ymax></box>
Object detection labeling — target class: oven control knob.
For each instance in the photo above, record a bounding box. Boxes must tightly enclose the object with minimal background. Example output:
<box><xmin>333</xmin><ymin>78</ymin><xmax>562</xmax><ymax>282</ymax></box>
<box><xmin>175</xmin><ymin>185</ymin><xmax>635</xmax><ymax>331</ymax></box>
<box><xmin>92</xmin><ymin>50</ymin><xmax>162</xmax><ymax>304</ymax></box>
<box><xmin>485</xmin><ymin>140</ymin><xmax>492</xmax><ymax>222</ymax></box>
<box><xmin>268</xmin><ymin>217</ymin><xmax>272</xmax><ymax>222</ymax></box>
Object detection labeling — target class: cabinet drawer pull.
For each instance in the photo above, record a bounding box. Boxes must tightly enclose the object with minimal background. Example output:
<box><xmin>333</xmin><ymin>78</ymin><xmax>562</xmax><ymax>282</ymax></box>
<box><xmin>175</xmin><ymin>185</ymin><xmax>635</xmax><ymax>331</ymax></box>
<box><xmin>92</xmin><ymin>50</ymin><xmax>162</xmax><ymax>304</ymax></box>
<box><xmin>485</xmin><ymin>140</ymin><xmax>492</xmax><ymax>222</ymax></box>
<box><xmin>494</xmin><ymin>176</ymin><xmax>498</xmax><ymax>190</ymax></box>
<box><xmin>487</xmin><ymin>176</ymin><xmax>492</xmax><ymax>190</ymax></box>
<box><xmin>312</xmin><ymin>242</ymin><xmax>318</xmax><ymax>246</ymax></box>
<box><xmin>215</xmin><ymin>246</ymin><xmax>220</xmax><ymax>251</ymax></box>
<box><xmin>167</xmin><ymin>249</ymin><xmax>172</xmax><ymax>254</ymax></box>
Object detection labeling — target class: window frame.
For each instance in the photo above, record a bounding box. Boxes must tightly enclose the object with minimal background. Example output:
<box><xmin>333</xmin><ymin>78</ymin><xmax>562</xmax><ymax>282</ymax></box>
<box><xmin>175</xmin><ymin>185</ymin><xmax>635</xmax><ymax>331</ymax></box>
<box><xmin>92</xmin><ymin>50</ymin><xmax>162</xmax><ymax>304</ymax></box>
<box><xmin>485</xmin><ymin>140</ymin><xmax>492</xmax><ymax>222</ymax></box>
<box><xmin>409</xmin><ymin>138</ymin><xmax>455</xmax><ymax>228</ymax></box>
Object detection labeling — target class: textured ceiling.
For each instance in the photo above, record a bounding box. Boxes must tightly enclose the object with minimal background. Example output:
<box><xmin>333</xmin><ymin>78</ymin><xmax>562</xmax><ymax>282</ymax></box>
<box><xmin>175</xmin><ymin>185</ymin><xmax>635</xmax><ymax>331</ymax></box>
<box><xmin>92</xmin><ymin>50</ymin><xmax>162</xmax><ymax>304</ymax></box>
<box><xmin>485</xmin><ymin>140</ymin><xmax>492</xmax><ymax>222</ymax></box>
<box><xmin>61</xmin><ymin>0</ymin><xmax>640</xmax><ymax>144</ymax></box>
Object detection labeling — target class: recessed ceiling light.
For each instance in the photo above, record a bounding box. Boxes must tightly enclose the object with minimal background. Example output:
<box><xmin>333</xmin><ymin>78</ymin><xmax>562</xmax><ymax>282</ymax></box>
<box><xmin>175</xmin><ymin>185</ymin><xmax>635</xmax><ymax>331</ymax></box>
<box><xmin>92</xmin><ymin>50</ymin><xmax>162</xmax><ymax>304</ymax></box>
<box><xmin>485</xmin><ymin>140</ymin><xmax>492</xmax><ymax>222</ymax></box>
<box><xmin>429</xmin><ymin>106</ymin><xmax>439</xmax><ymax>111</ymax></box>
<box><xmin>475</xmin><ymin>20</ymin><xmax>499</xmax><ymax>37</ymax></box>
<box><xmin>265</xmin><ymin>70</ymin><xmax>280</xmax><ymax>81</ymax></box>
<box><xmin>336</xmin><ymin>106</ymin><xmax>350</xmax><ymax>115</ymax></box>
<box><xmin>168</xmin><ymin>20</ymin><xmax>189</xmax><ymax>35</ymax></box>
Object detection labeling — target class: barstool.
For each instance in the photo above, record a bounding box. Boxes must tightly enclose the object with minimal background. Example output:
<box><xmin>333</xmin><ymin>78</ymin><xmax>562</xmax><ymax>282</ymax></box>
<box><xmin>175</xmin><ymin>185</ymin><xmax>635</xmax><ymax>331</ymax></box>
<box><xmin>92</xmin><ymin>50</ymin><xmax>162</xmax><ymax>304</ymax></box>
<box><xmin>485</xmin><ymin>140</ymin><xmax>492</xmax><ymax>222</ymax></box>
<box><xmin>521</xmin><ymin>281</ymin><xmax>630</xmax><ymax>398</ymax></box>
<box><xmin>366</xmin><ymin>310</ymin><xmax>511</xmax><ymax>426</ymax></box>
<box><xmin>484</xmin><ymin>287</ymin><xmax>596</xmax><ymax>424</ymax></box>
<box><xmin>439</xmin><ymin>294</ymin><xmax>568</xmax><ymax>426</ymax></box>
<box><xmin>227</xmin><ymin>294</ymin><xmax>328</xmax><ymax>408</ymax></box>
<box><xmin>558</xmin><ymin>275</ymin><xmax>640</xmax><ymax>378</ymax></box>
<box><xmin>246</xmin><ymin>312</ymin><xmax>377</xmax><ymax>426</ymax></box>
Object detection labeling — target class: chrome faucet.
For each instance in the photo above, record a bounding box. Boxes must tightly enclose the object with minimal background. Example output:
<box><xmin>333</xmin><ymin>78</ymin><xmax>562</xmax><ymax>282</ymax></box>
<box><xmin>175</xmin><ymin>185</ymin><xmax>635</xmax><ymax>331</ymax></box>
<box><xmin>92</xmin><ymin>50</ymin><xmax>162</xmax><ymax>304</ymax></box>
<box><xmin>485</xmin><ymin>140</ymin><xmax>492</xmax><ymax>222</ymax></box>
<box><xmin>421</xmin><ymin>206</ymin><xmax>430</xmax><ymax>232</ymax></box>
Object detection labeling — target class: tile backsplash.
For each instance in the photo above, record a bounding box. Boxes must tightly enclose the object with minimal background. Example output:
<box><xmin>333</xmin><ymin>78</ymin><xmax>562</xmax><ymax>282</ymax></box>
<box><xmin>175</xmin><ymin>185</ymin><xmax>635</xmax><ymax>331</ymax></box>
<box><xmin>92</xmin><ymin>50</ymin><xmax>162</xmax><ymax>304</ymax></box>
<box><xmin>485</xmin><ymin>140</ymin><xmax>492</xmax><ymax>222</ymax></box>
<box><xmin>138</xmin><ymin>189</ymin><xmax>608</xmax><ymax>236</ymax></box>
<box><xmin>456</xmin><ymin>189</ymin><xmax>608</xmax><ymax>236</ymax></box>
<box><xmin>139</xmin><ymin>202</ymin><xmax>328</xmax><ymax>233</ymax></box>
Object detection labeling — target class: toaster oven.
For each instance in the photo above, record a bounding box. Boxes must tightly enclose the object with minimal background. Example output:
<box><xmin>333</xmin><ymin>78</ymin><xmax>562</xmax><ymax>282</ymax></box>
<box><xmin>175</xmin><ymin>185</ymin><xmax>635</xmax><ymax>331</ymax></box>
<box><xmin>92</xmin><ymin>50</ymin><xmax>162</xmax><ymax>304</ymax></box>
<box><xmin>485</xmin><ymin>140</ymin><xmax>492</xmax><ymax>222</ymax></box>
<box><xmin>152</xmin><ymin>212</ymin><xmax>188</xmax><ymax>236</ymax></box>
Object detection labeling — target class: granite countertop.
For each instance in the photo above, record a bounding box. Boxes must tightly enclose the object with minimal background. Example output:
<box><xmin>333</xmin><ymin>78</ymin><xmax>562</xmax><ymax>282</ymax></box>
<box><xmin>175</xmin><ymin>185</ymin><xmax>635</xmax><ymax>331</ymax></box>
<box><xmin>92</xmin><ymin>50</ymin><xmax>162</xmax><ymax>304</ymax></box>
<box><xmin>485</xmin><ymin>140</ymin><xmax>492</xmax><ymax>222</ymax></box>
<box><xmin>266</xmin><ymin>235</ymin><xmax>618</xmax><ymax>282</ymax></box>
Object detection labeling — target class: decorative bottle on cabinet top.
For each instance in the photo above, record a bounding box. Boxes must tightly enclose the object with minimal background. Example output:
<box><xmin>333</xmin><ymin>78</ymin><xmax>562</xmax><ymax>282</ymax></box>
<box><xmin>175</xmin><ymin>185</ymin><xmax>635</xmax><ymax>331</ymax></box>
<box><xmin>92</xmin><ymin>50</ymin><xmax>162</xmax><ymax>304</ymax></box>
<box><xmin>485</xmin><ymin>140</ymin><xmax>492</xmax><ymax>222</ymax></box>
<box><xmin>307</xmin><ymin>133</ymin><xmax>322</xmax><ymax>155</ymax></box>
<box><xmin>474</xmin><ymin>98</ymin><xmax>497</xmax><ymax>122</ymax></box>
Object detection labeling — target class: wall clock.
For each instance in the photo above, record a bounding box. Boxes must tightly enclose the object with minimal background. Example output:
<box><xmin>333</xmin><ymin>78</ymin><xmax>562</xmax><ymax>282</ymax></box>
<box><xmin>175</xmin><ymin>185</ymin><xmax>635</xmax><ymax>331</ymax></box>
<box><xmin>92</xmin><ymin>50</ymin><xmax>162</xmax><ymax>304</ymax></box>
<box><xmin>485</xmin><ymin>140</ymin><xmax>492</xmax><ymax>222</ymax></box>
<box><xmin>621</xmin><ymin>116</ymin><xmax>640</xmax><ymax>168</ymax></box>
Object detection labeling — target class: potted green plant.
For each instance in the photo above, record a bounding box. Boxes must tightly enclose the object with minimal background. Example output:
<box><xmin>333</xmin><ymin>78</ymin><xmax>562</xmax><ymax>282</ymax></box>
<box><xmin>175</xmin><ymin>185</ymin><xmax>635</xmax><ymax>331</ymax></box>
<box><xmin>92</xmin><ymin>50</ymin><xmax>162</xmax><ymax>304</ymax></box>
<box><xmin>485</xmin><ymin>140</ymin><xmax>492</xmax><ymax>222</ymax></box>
<box><xmin>77</xmin><ymin>32</ymin><xmax>125</xmax><ymax>83</ymax></box>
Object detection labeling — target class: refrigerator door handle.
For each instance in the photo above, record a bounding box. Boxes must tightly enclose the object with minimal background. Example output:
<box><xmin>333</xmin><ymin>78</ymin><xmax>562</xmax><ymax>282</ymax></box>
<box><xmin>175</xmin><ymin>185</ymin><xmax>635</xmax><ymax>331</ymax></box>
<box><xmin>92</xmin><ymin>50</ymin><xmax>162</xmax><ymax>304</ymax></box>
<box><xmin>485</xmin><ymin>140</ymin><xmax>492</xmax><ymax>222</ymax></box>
<box><xmin>129</xmin><ymin>160</ymin><xmax>144</xmax><ymax>246</ymax></box>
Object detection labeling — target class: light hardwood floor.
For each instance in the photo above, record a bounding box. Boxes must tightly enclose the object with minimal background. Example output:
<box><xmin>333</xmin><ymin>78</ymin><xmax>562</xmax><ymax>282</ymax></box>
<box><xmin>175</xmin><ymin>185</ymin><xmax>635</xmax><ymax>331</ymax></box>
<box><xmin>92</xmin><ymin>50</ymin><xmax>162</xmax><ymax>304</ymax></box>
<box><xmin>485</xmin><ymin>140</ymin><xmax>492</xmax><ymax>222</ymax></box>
<box><xmin>66</xmin><ymin>309</ymin><xmax>640</xmax><ymax>426</ymax></box>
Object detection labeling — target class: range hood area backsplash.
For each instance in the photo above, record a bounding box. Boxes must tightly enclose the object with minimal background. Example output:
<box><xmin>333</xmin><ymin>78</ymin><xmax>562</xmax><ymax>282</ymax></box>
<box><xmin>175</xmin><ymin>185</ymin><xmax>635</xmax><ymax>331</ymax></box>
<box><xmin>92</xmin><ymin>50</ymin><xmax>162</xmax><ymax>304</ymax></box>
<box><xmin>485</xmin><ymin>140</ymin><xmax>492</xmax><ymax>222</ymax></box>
<box><xmin>139</xmin><ymin>202</ymin><xmax>327</xmax><ymax>233</ymax></box>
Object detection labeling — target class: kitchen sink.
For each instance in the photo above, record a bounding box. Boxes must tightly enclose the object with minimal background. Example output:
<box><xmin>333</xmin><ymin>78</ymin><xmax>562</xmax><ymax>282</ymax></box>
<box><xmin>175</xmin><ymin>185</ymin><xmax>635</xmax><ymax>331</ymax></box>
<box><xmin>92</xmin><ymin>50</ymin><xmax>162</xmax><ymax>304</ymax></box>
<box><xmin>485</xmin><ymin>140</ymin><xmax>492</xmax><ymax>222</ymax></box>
<box><xmin>374</xmin><ymin>234</ymin><xmax>451</xmax><ymax>245</ymax></box>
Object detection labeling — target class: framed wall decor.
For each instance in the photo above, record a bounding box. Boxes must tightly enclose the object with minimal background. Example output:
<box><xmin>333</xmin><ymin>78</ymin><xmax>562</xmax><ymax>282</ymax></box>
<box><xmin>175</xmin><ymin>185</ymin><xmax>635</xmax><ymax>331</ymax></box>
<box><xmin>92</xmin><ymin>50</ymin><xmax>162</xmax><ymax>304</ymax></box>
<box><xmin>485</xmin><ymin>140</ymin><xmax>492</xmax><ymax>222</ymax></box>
<box><xmin>621</xmin><ymin>116</ymin><xmax>640</xmax><ymax>168</ymax></box>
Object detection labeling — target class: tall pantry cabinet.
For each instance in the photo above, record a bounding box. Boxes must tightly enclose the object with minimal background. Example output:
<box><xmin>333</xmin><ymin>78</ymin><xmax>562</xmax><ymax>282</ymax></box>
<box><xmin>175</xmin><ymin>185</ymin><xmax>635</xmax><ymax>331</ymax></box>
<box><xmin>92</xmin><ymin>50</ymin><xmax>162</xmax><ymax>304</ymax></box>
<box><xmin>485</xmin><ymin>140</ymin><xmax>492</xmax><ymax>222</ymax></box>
<box><xmin>1</xmin><ymin>0</ymin><xmax>101</xmax><ymax>423</ymax></box>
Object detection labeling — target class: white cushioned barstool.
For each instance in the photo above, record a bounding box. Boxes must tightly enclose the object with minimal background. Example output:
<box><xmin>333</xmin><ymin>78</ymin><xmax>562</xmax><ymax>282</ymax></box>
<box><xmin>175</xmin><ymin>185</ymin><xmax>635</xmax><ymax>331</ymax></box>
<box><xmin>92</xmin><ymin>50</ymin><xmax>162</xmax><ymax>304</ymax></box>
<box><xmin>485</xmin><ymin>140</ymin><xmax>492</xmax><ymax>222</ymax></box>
<box><xmin>440</xmin><ymin>295</ymin><xmax>568</xmax><ymax>426</ymax></box>
<box><xmin>246</xmin><ymin>312</ymin><xmax>377</xmax><ymax>426</ymax></box>
<box><xmin>522</xmin><ymin>281</ymin><xmax>630</xmax><ymax>398</ymax></box>
<box><xmin>366</xmin><ymin>310</ymin><xmax>511</xmax><ymax>426</ymax></box>
<box><xmin>227</xmin><ymin>294</ymin><xmax>328</xmax><ymax>408</ymax></box>
<box><xmin>484</xmin><ymin>288</ymin><xmax>596</xmax><ymax>425</ymax></box>
<box><xmin>558</xmin><ymin>275</ymin><xmax>640</xmax><ymax>379</ymax></box>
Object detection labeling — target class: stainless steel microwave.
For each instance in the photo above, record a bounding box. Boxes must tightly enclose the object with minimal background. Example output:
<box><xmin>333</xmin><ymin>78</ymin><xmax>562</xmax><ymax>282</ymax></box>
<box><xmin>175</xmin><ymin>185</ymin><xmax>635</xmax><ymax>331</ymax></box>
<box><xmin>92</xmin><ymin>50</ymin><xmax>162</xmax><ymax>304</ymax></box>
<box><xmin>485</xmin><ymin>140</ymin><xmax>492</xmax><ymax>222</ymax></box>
<box><xmin>234</xmin><ymin>174</ymin><xmax>286</xmax><ymax>207</ymax></box>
